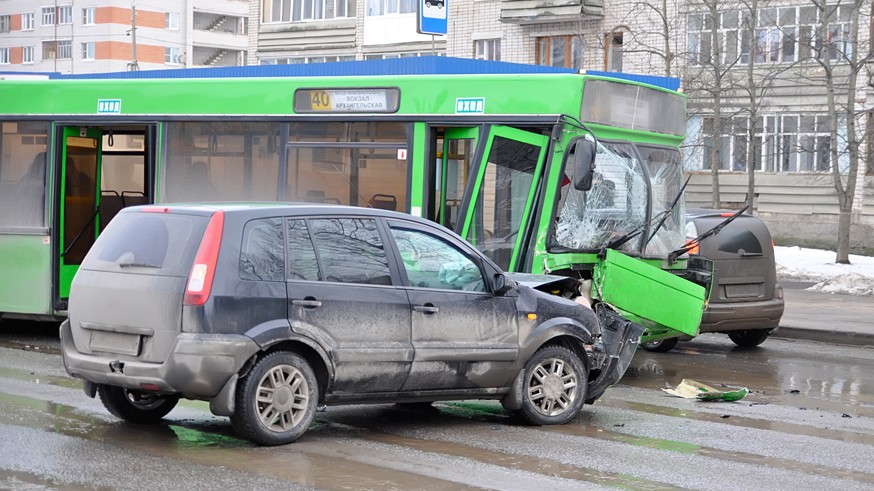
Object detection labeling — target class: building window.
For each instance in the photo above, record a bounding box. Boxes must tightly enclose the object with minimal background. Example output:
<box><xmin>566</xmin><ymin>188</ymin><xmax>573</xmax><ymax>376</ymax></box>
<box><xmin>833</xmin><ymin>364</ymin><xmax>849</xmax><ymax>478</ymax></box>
<box><xmin>166</xmin><ymin>12</ymin><xmax>179</xmax><ymax>30</ymax></box>
<box><xmin>22</xmin><ymin>13</ymin><xmax>35</xmax><ymax>31</ymax></box>
<box><xmin>260</xmin><ymin>55</ymin><xmax>355</xmax><ymax>64</ymax></box>
<box><xmin>366</xmin><ymin>0</ymin><xmax>415</xmax><ymax>16</ymax></box>
<box><xmin>165</xmin><ymin>47</ymin><xmax>182</xmax><ymax>64</ymax></box>
<box><xmin>606</xmin><ymin>32</ymin><xmax>623</xmax><ymax>71</ymax></box>
<box><xmin>701</xmin><ymin>114</ymin><xmax>832</xmax><ymax>173</ymax></box>
<box><xmin>0</xmin><ymin>15</ymin><xmax>10</xmax><ymax>33</ymax></box>
<box><xmin>41</xmin><ymin>6</ymin><xmax>56</xmax><ymax>26</ymax></box>
<box><xmin>689</xmin><ymin>5</ymin><xmax>855</xmax><ymax>66</ymax></box>
<box><xmin>43</xmin><ymin>40</ymin><xmax>72</xmax><ymax>60</ymax></box>
<box><xmin>474</xmin><ymin>39</ymin><xmax>501</xmax><ymax>61</ymax></box>
<box><xmin>264</xmin><ymin>0</ymin><xmax>355</xmax><ymax>22</ymax></box>
<box><xmin>82</xmin><ymin>42</ymin><xmax>95</xmax><ymax>61</ymax></box>
<box><xmin>58</xmin><ymin>5</ymin><xmax>73</xmax><ymax>25</ymax></box>
<box><xmin>536</xmin><ymin>35</ymin><xmax>583</xmax><ymax>69</ymax></box>
<box><xmin>82</xmin><ymin>7</ymin><xmax>95</xmax><ymax>25</ymax></box>
<box><xmin>23</xmin><ymin>46</ymin><xmax>34</xmax><ymax>64</ymax></box>
<box><xmin>0</xmin><ymin>48</ymin><xmax>10</xmax><ymax>65</ymax></box>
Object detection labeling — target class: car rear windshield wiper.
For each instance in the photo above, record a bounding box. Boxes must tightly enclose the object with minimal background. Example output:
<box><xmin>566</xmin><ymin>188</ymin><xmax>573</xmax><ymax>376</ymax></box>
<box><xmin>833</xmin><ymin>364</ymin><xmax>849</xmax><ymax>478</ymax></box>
<box><xmin>117</xmin><ymin>261</ymin><xmax>161</xmax><ymax>268</ymax></box>
<box><xmin>668</xmin><ymin>205</ymin><xmax>750</xmax><ymax>264</ymax></box>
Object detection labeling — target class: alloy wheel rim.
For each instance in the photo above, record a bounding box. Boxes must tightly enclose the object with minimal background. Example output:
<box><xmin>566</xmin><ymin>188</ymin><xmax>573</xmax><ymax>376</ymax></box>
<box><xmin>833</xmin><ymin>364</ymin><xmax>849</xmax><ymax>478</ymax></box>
<box><xmin>256</xmin><ymin>364</ymin><xmax>309</xmax><ymax>432</ymax></box>
<box><xmin>527</xmin><ymin>357</ymin><xmax>578</xmax><ymax>416</ymax></box>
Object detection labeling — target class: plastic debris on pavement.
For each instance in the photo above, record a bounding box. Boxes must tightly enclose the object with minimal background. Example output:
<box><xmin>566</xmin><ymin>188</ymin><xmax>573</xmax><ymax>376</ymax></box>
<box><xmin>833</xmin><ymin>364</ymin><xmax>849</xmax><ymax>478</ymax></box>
<box><xmin>662</xmin><ymin>379</ymin><xmax>749</xmax><ymax>402</ymax></box>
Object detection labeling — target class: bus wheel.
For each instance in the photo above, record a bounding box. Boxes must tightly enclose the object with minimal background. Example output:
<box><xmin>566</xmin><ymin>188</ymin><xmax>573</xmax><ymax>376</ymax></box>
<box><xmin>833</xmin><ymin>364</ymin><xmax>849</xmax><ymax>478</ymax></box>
<box><xmin>516</xmin><ymin>345</ymin><xmax>587</xmax><ymax>425</ymax></box>
<box><xmin>97</xmin><ymin>385</ymin><xmax>179</xmax><ymax>424</ymax></box>
<box><xmin>640</xmin><ymin>337</ymin><xmax>679</xmax><ymax>353</ymax></box>
<box><xmin>728</xmin><ymin>329</ymin><xmax>770</xmax><ymax>348</ymax></box>
<box><xmin>231</xmin><ymin>351</ymin><xmax>318</xmax><ymax>446</ymax></box>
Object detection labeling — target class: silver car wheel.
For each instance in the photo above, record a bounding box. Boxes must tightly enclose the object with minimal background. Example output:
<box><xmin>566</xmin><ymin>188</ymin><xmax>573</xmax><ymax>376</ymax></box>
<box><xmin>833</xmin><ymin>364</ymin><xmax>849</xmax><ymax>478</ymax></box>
<box><xmin>526</xmin><ymin>357</ymin><xmax>579</xmax><ymax>417</ymax></box>
<box><xmin>256</xmin><ymin>364</ymin><xmax>310</xmax><ymax>432</ymax></box>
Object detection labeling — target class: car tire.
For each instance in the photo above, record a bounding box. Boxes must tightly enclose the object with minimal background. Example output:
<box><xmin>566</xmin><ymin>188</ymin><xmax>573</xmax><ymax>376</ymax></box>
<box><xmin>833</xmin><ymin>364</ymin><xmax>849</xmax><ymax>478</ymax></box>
<box><xmin>97</xmin><ymin>385</ymin><xmax>179</xmax><ymax>424</ymax></box>
<box><xmin>640</xmin><ymin>337</ymin><xmax>679</xmax><ymax>353</ymax></box>
<box><xmin>515</xmin><ymin>345</ymin><xmax>587</xmax><ymax>426</ymax></box>
<box><xmin>728</xmin><ymin>329</ymin><xmax>770</xmax><ymax>348</ymax></box>
<box><xmin>231</xmin><ymin>351</ymin><xmax>318</xmax><ymax>446</ymax></box>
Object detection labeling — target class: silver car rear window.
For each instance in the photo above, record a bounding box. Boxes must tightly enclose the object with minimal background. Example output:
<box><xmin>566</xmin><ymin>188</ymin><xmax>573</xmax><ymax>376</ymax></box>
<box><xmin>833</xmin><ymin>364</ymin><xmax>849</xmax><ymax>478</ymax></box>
<box><xmin>81</xmin><ymin>212</ymin><xmax>208</xmax><ymax>277</ymax></box>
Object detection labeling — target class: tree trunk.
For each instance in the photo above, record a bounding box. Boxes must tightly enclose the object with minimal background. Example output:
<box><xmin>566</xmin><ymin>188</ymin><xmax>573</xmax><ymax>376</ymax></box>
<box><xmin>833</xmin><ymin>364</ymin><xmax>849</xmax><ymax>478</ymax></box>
<box><xmin>836</xmin><ymin>208</ymin><xmax>852</xmax><ymax>264</ymax></box>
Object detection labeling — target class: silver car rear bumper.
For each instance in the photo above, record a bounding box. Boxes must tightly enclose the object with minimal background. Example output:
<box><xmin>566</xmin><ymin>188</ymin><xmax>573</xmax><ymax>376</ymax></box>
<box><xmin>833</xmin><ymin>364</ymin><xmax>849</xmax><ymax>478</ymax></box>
<box><xmin>60</xmin><ymin>320</ymin><xmax>260</xmax><ymax>398</ymax></box>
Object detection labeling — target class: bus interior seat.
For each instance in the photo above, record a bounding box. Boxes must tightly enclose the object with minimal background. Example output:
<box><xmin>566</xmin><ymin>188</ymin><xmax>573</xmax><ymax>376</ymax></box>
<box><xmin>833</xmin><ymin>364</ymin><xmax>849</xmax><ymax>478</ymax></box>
<box><xmin>304</xmin><ymin>190</ymin><xmax>326</xmax><ymax>203</ymax></box>
<box><xmin>121</xmin><ymin>191</ymin><xmax>148</xmax><ymax>207</ymax></box>
<box><xmin>369</xmin><ymin>193</ymin><xmax>397</xmax><ymax>211</ymax></box>
<box><xmin>99</xmin><ymin>191</ymin><xmax>124</xmax><ymax>232</ymax></box>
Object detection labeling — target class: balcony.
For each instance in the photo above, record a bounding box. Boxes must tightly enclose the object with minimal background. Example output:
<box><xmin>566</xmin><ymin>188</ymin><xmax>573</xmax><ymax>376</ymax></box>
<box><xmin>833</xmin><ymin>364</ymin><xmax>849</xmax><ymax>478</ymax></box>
<box><xmin>500</xmin><ymin>0</ymin><xmax>604</xmax><ymax>24</ymax></box>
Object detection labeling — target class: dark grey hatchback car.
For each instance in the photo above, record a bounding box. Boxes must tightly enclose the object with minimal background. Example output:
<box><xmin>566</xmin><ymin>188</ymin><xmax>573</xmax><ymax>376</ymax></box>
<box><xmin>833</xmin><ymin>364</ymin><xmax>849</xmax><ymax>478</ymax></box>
<box><xmin>60</xmin><ymin>204</ymin><xmax>641</xmax><ymax>445</ymax></box>
<box><xmin>643</xmin><ymin>209</ymin><xmax>784</xmax><ymax>352</ymax></box>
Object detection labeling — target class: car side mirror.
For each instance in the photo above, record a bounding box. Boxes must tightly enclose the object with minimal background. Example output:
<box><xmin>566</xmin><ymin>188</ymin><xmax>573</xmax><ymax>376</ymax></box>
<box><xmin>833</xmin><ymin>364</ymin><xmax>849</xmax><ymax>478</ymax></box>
<box><xmin>569</xmin><ymin>139</ymin><xmax>596</xmax><ymax>191</ymax></box>
<box><xmin>493</xmin><ymin>272</ymin><xmax>515</xmax><ymax>296</ymax></box>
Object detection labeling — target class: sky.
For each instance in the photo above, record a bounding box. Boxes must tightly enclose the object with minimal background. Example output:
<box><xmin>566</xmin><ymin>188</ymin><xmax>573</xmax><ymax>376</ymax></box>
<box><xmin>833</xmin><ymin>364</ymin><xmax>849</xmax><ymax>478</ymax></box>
<box><xmin>775</xmin><ymin>246</ymin><xmax>874</xmax><ymax>296</ymax></box>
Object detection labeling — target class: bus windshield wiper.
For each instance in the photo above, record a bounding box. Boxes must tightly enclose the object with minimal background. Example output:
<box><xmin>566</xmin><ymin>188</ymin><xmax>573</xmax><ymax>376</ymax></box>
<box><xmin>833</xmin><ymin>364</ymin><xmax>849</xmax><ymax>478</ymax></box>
<box><xmin>667</xmin><ymin>205</ymin><xmax>750</xmax><ymax>264</ymax></box>
<box><xmin>643</xmin><ymin>175</ymin><xmax>691</xmax><ymax>248</ymax></box>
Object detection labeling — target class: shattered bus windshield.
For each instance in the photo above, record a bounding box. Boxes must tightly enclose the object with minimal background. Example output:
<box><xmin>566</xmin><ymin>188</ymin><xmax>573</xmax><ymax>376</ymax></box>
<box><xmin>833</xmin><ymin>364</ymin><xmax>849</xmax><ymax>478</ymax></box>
<box><xmin>640</xmin><ymin>146</ymin><xmax>685</xmax><ymax>257</ymax></box>
<box><xmin>554</xmin><ymin>141</ymin><xmax>647</xmax><ymax>253</ymax></box>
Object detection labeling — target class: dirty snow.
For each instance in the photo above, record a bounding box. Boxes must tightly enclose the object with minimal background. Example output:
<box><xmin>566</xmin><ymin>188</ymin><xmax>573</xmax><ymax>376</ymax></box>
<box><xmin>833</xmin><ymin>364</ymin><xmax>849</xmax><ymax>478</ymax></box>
<box><xmin>775</xmin><ymin>246</ymin><xmax>874</xmax><ymax>296</ymax></box>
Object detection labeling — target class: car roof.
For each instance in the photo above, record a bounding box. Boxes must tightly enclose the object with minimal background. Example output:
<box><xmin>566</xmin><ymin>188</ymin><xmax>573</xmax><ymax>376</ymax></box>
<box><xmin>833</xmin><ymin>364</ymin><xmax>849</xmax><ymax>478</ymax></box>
<box><xmin>120</xmin><ymin>202</ymin><xmax>438</xmax><ymax>225</ymax></box>
<box><xmin>686</xmin><ymin>208</ymin><xmax>760</xmax><ymax>221</ymax></box>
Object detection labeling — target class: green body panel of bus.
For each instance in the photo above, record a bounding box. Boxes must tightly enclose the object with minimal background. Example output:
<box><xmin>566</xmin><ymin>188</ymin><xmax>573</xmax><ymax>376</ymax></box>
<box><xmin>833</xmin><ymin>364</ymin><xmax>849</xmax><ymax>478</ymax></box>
<box><xmin>0</xmin><ymin>75</ymin><xmax>585</xmax><ymax>117</ymax></box>
<box><xmin>0</xmin><ymin>234</ymin><xmax>53</xmax><ymax>315</ymax></box>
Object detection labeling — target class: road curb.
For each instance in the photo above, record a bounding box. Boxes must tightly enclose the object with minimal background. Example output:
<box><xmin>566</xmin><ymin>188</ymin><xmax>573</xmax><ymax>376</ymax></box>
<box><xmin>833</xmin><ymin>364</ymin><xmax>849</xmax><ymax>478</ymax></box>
<box><xmin>773</xmin><ymin>326</ymin><xmax>874</xmax><ymax>348</ymax></box>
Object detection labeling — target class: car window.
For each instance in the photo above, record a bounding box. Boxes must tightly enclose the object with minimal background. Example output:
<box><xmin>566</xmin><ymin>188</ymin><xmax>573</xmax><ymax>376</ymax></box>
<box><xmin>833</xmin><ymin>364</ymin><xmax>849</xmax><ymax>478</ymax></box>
<box><xmin>82</xmin><ymin>212</ymin><xmax>206</xmax><ymax>277</ymax></box>
<box><xmin>309</xmin><ymin>218</ymin><xmax>392</xmax><ymax>285</ymax></box>
<box><xmin>390</xmin><ymin>227</ymin><xmax>487</xmax><ymax>292</ymax></box>
<box><xmin>240</xmin><ymin>218</ymin><xmax>285</xmax><ymax>282</ymax></box>
<box><xmin>286</xmin><ymin>219</ymin><xmax>320</xmax><ymax>281</ymax></box>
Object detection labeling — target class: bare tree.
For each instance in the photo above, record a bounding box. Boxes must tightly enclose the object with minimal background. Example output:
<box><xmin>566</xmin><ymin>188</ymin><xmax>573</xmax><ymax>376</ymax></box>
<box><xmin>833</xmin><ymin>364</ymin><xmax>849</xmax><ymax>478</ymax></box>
<box><xmin>800</xmin><ymin>0</ymin><xmax>872</xmax><ymax>263</ymax></box>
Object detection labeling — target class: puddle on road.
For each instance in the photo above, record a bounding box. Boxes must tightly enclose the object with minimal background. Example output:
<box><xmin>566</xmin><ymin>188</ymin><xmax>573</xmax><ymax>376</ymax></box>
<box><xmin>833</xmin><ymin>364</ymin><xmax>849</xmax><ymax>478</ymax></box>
<box><xmin>0</xmin><ymin>470</ymin><xmax>92</xmax><ymax>491</ymax></box>
<box><xmin>0</xmin><ymin>366</ymin><xmax>81</xmax><ymax>391</ymax></box>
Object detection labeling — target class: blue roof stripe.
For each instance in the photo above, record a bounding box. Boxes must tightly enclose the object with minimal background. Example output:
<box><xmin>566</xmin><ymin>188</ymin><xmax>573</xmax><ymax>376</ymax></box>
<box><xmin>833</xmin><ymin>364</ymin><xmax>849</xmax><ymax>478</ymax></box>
<box><xmin>31</xmin><ymin>56</ymin><xmax>679</xmax><ymax>91</ymax></box>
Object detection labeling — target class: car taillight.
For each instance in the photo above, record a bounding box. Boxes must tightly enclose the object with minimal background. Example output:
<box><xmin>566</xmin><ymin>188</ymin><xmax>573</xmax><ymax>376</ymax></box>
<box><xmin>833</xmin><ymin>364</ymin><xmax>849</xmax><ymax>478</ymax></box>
<box><xmin>184</xmin><ymin>211</ymin><xmax>224</xmax><ymax>306</ymax></box>
<box><xmin>684</xmin><ymin>239</ymin><xmax>699</xmax><ymax>255</ymax></box>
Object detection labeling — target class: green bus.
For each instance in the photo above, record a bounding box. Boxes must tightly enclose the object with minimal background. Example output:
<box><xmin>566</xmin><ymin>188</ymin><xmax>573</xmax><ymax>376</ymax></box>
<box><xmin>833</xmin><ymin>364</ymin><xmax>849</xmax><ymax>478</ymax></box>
<box><xmin>0</xmin><ymin>61</ymin><xmax>704</xmax><ymax>344</ymax></box>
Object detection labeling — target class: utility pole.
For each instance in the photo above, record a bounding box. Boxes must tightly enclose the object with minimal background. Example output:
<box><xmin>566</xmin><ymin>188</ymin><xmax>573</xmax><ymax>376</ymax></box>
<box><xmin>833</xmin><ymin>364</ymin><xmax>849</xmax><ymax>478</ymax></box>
<box><xmin>128</xmin><ymin>0</ymin><xmax>139</xmax><ymax>71</ymax></box>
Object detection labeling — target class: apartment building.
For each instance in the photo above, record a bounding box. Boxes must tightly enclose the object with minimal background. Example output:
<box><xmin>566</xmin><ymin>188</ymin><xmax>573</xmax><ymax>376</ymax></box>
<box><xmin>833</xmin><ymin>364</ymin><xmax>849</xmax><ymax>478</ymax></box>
<box><xmin>0</xmin><ymin>0</ymin><xmax>249</xmax><ymax>73</ymax></box>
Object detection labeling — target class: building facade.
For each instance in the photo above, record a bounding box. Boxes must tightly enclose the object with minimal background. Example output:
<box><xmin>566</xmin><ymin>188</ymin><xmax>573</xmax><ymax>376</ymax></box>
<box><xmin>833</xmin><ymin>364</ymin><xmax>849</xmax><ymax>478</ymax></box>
<box><xmin>0</xmin><ymin>0</ymin><xmax>249</xmax><ymax>73</ymax></box>
<box><xmin>1</xmin><ymin>0</ymin><xmax>872</xmax><ymax>249</ymax></box>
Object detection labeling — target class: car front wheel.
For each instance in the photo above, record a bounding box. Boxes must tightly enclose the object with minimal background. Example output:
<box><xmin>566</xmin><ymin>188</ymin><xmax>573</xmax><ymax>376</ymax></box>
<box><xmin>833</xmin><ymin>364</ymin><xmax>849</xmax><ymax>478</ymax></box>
<box><xmin>728</xmin><ymin>329</ymin><xmax>770</xmax><ymax>348</ymax></box>
<box><xmin>231</xmin><ymin>351</ymin><xmax>318</xmax><ymax>446</ymax></box>
<box><xmin>516</xmin><ymin>345</ymin><xmax>587</xmax><ymax>425</ymax></box>
<box><xmin>97</xmin><ymin>385</ymin><xmax>179</xmax><ymax>424</ymax></box>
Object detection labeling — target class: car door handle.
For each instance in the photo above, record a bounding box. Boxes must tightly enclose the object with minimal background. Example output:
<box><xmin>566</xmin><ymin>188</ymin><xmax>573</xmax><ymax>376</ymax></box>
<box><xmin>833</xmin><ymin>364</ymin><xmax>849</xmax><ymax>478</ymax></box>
<box><xmin>292</xmin><ymin>299</ymin><xmax>322</xmax><ymax>309</ymax></box>
<box><xmin>413</xmin><ymin>304</ymin><xmax>439</xmax><ymax>314</ymax></box>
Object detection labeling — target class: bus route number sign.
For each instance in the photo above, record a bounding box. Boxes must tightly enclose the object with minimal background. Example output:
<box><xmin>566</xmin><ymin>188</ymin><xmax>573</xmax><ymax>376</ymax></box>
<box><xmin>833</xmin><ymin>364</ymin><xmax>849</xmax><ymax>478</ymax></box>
<box><xmin>295</xmin><ymin>88</ymin><xmax>400</xmax><ymax>113</ymax></box>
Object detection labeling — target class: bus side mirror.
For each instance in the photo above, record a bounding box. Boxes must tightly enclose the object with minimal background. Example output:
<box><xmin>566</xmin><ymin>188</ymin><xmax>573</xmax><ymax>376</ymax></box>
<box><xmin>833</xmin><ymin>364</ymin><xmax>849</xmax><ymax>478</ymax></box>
<box><xmin>571</xmin><ymin>139</ymin><xmax>596</xmax><ymax>191</ymax></box>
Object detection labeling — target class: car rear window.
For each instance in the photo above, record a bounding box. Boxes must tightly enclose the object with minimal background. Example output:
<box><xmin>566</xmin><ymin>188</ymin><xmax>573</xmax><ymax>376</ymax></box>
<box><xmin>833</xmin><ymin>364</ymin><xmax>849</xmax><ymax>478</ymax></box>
<box><xmin>81</xmin><ymin>211</ymin><xmax>208</xmax><ymax>277</ymax></box>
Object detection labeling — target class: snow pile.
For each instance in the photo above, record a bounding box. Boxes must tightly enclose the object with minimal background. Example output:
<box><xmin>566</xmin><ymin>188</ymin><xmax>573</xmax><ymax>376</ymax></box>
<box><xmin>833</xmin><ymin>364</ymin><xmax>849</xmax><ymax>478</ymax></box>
<box><xmin>775</xmin><ymin>246</ymin><xmax>874</xmax><ymax>296</ymax></box>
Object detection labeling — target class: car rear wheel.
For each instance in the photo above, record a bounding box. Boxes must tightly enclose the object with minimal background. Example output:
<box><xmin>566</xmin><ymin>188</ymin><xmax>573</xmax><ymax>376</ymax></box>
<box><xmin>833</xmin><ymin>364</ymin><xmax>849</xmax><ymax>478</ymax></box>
<box><xmin>515</xmin><ymin>345</ymin><xmax>587</xmax><ymax>425</ymax></box>
<box><xmin>231</xmin><ymin>351</ymin><xmax>318</xmax><ymax>446</ymax></box>
<box><xmin>97</xmin><ymin>385</ymin><xmax>179</xmax><ymax>424</ymax></box>
<box><xmin>728</xmin><ymin>329</ymin><xmax>770</xmax><ymax>348</ymax></box>
<box><xmin>640</xmin><ymin>337</ymin><xmax>679</xmax><ymax>353</ymax></box>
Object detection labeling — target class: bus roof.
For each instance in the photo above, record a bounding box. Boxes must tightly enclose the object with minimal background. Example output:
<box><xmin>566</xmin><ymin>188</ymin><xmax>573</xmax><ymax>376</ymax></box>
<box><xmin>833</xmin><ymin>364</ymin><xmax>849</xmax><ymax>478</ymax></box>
<box><xmin>11</xmin><ymin>56</ymin><xmax>680</xmax><ymax>91</ymax></box>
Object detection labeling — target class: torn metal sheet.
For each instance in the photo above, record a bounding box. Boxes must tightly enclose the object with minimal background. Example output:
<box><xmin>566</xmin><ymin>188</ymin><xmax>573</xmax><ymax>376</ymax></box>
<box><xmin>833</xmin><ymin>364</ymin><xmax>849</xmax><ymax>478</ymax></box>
<box><xmin>662</xmin><ymin>379</ymin><xmax>749</xmax><ymax>402</ymax></box>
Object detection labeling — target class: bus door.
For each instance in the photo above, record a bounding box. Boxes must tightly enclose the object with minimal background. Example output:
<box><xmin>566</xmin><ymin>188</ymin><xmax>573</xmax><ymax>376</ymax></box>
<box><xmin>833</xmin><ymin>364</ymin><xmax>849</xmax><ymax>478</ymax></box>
<box><xmin>58</xmin><ymin>127</ymin><xmax>102</xmax><ymax>301</ymax></box>
<box><xmin>459</xmin><ymin>126</ymin><xmax>549</xmax><ymax>272</ymax></box>
<box><xmin>437</xmin><ymin>127</ymin><xmax>479</xmax><ymax>230</ymax></box>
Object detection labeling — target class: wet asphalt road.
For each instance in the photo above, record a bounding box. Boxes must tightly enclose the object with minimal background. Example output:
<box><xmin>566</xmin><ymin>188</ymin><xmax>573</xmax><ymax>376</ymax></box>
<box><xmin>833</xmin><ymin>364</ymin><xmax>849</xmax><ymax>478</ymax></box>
<box><xmin>0</xmin><ymin>321</ymin><xmax>873</xmax><ymax>490</ymax></box>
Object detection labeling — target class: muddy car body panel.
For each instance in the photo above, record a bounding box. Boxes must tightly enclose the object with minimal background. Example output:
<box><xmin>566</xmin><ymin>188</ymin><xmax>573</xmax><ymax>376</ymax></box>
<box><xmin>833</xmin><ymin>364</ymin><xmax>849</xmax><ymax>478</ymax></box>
<box><xmin>61</xmin><ymin>203</ymin><xmax>640</xmax><ymax>445</ymax></box>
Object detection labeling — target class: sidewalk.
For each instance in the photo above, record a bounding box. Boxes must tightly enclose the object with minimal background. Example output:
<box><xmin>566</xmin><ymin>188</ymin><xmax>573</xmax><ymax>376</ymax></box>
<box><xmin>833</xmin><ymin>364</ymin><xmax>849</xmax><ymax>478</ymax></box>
<box><xmin>772</xmin><ymin>285</ymin><xmax>874</xmax><ymax>347</ymax></box>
